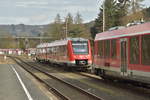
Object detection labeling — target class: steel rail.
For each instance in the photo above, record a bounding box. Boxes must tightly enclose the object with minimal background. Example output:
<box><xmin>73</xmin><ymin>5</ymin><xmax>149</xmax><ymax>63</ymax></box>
<box><xmin>11</xmin><ymin>57</ymin><xmax>70</xmax><ymax>100</ymax></box>
<box><xmin>14</xmin><ymin>57</ymin><xmax>104</xmax><ymax>100</ymax></box>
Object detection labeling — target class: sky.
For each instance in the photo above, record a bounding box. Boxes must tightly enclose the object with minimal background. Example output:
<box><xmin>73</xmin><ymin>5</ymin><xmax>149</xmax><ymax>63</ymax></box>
<box><xmin>0</xmin><ymin>0</ymin><xmax>149</xmax><ymax>25</ymax></box>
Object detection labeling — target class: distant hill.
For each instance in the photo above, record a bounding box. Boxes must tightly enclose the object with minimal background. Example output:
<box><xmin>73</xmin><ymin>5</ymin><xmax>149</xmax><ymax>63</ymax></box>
<box><xmin>0</xmin><ymin>24</ymin><xmax>48</xmax><ymax>37</ymax></box>
<box><xmin>0</xmin><ymin>21</ymin><xmax>95</xmax><ymax>37</ymax></box>
<box><xmin>85</xmin><ymin>21</ymin><xmax>95</xmax><ymax>28</ymax></box>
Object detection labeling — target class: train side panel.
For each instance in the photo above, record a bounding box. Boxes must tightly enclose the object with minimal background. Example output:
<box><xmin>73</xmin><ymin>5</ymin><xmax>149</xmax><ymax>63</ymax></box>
<box><xmin>46</xmin><ymin>45</ymin><xmax>69</xmax><ymax>64</ymax></box>
<box><xmin>94</xmin><ymin>23</ymin><xmax>150</xmax><ymax>84</ymax></box>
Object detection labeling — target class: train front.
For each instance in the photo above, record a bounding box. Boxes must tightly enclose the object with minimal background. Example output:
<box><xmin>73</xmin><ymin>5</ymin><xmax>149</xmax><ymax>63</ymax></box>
<box><xmin>68</xmin><ymin>38</ymin><xmax>92</xmax><ymax>68</ymax></box>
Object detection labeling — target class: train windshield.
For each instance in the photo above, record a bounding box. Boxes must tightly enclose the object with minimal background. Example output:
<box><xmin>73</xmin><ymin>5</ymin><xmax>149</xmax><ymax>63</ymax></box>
<box><xmin>72</xmin><ymin>41</ymin><xmax>88</xmax><ymax>54</ymax></box>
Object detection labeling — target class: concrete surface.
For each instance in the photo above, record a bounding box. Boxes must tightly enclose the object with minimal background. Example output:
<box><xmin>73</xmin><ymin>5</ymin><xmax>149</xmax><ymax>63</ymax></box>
<box><xmin>0</xmin><ymin>64</ymin><xmax>54</xmax><ymax>100</ymax></box>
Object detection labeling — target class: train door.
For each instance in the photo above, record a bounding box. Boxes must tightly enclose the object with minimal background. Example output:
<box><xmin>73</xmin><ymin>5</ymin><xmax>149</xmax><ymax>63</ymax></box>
<box><xmin>120</xmin><ymin>39</ymin><xmax>128</xmax><ymax>76</ymax></box>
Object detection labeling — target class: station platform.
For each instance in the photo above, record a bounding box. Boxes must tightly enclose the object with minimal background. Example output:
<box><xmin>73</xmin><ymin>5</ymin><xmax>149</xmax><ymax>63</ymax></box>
<box><xmin>0</xmin><ymin>64</ymin><xmax>55</xmax><ymax>100</ymax></box>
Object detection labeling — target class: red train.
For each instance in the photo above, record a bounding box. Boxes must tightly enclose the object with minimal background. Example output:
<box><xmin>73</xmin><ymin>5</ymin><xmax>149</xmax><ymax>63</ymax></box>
<box><xmin>93</xmin><ymin>22</ymin><xmax>150</xmax><ymax>85</ymax></box>
<box><xmin>36</xmin><ymin>38</ymin><xmax>92</xmax><ymax>69</ymax></box>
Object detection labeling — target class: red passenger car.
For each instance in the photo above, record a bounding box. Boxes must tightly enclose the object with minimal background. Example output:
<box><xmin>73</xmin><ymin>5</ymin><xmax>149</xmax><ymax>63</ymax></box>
<box><xmin>36</xmin><ymin>38</ymin><xmax>92</xmax><ymax>69</ymax></box>
<box><xmin>94</xmin><ymin>22</ymin><xmax>150</xmax><ymax>84</ymax></box>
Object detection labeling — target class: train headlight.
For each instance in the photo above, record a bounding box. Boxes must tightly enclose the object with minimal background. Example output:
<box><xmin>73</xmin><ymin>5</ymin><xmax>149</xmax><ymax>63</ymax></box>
<box><xmin>88</xmin><ymin>60</ymin><xmax>92</xmax><ymax>64</ymax></box>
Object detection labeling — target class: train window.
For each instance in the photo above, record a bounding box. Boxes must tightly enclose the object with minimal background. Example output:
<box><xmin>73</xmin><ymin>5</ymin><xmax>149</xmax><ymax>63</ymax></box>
<box><xmin>40</xmin><ymin>48</ymin><xmax>43</xmax><ymax>53</ymax></box>
<box><xmin>63</xmin><ymin>45</ymin><xmax>67</xmax><ymax>56</ymax></box>
<box><xmin>60</xmin><ymin>45</ymin><xmax>66</xmax><ymax>56</ymax></box>
<box><xmin>104</xmin><ymin>40</ymin><xmax>110</xmax><ymax>58</ymax></box>
<box><xmin>111</xmin><ymin>39</ymin><xmax>117</xmax><ymax>59</ymax></box>
<box><xmin>130</xmin><ymin>36</ymin><xmax>139</xmax><ymax>64</ymax></box>
<box><xmin>142</xmin><ymin>34</ymin><xmax>150</xmax><ymax>65</ymax></box>
<box><xmin>47</xmin><ymin>48</ymin><xmax>50</xmax><ymax>53</ymax></box>
<box><xmin>98</xmin><ymin>41</ymin><xmax>103</xmax><ymax>57</ymax></box>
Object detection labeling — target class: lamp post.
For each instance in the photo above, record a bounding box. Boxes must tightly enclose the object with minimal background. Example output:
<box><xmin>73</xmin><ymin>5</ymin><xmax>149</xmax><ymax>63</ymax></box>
<box><xmin>102</xmin><ymin>1</ymin><xmax>105</xmax><ymax>32</ymax></box>
<box><xmin>65</xmin><ymin>17</ymin><xmax>68</xmax><ymax>39</ymax></box>
<box><xmin>98</xmin><ymin>0</ymin><xmax>105</xmax><ymax>32</ymax></box>
<box><xmin>40</xmin><ymin>32</ymin><xmax>43</xmax><ymax>44</ymax></box>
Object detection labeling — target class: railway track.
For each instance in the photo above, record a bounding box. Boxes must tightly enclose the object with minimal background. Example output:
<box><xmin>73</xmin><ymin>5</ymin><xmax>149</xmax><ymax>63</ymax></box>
<box><xmin>11</xmin><ymin>56</ymin><xmax>104</xmax><ymax>100</ymax></box>
<box><xmin>28</xmin><ymin>60</ymin><xmax>150</xmax><ymax>90</ymax></box>
<box><xmin>24</xmin><ymin>58</ymin><xmax>150</xmax><ymax>100</ymax></box>
<box><xmin>36</xmin><ymin>59</ymin><xmax>150</xmax><ymax>89</ymax></box>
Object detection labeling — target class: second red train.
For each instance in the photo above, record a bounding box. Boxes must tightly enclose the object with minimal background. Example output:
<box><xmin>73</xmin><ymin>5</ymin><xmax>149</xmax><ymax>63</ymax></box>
<box><xmin>36</xmin><ymin>38</ymin><xmax>92</xmax><ymax>69</ymax></box>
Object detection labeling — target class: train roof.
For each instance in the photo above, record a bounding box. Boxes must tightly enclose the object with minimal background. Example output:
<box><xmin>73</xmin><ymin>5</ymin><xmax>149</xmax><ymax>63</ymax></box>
<box><xmin>36</xmin><ymin>43</ymin><xmax>49</xmax><ymax>48</ymax></box>
<box><xmin>68</xmin><ymin>38</ymin><xmax>88</xmax><ymax>41</ymax></box>
<box><xmin>36</xmin><ymin>40</ymin><xmax>67</xmax><ymax>48</ymax></box>
<box><xmin>95</xmin><ymin>22</ymin><xmax>150</xmax><ymax>41</ymax></box>
<box><xmin>36</xmin><ymin>38</ymin><xmax>88</xmax><ymax>48</ymax></box>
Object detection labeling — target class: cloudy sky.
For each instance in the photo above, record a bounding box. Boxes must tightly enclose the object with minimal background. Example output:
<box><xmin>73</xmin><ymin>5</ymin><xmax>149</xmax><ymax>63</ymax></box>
<box><xmin>0</xmin><ymin>0</ymin><xmax>149</xmax><ymax>25</ymax></box>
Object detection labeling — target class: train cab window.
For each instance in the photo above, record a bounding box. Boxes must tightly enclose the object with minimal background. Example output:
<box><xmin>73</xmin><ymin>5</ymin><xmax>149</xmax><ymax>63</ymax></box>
<box><xmin>111</xmin><ymin>39</ymin><xmax>117</xmax><ymax>59</ymax></box>
<box><xmin>104</xmin><ymin>40</ymin><xmax>110</xmax><ymax>58</ymax></box>
<box><xmin>130</xmin><ymin>36</ymin><xmax>139</xmax><ymax>64</ymax></box>
<box><xmin>72</xmin><ymin>41</ymin><xmax>88</xmax><ymax>54</ymax></box>
<box><xmin>142</xmin><ymin>34</ymin><xmax>150</xmax><ymax>65</ymax></box>
<box><xmin>98</xmin><ymin>41</ymin><xmax>103</xmax><ymax>57</ymax></box>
